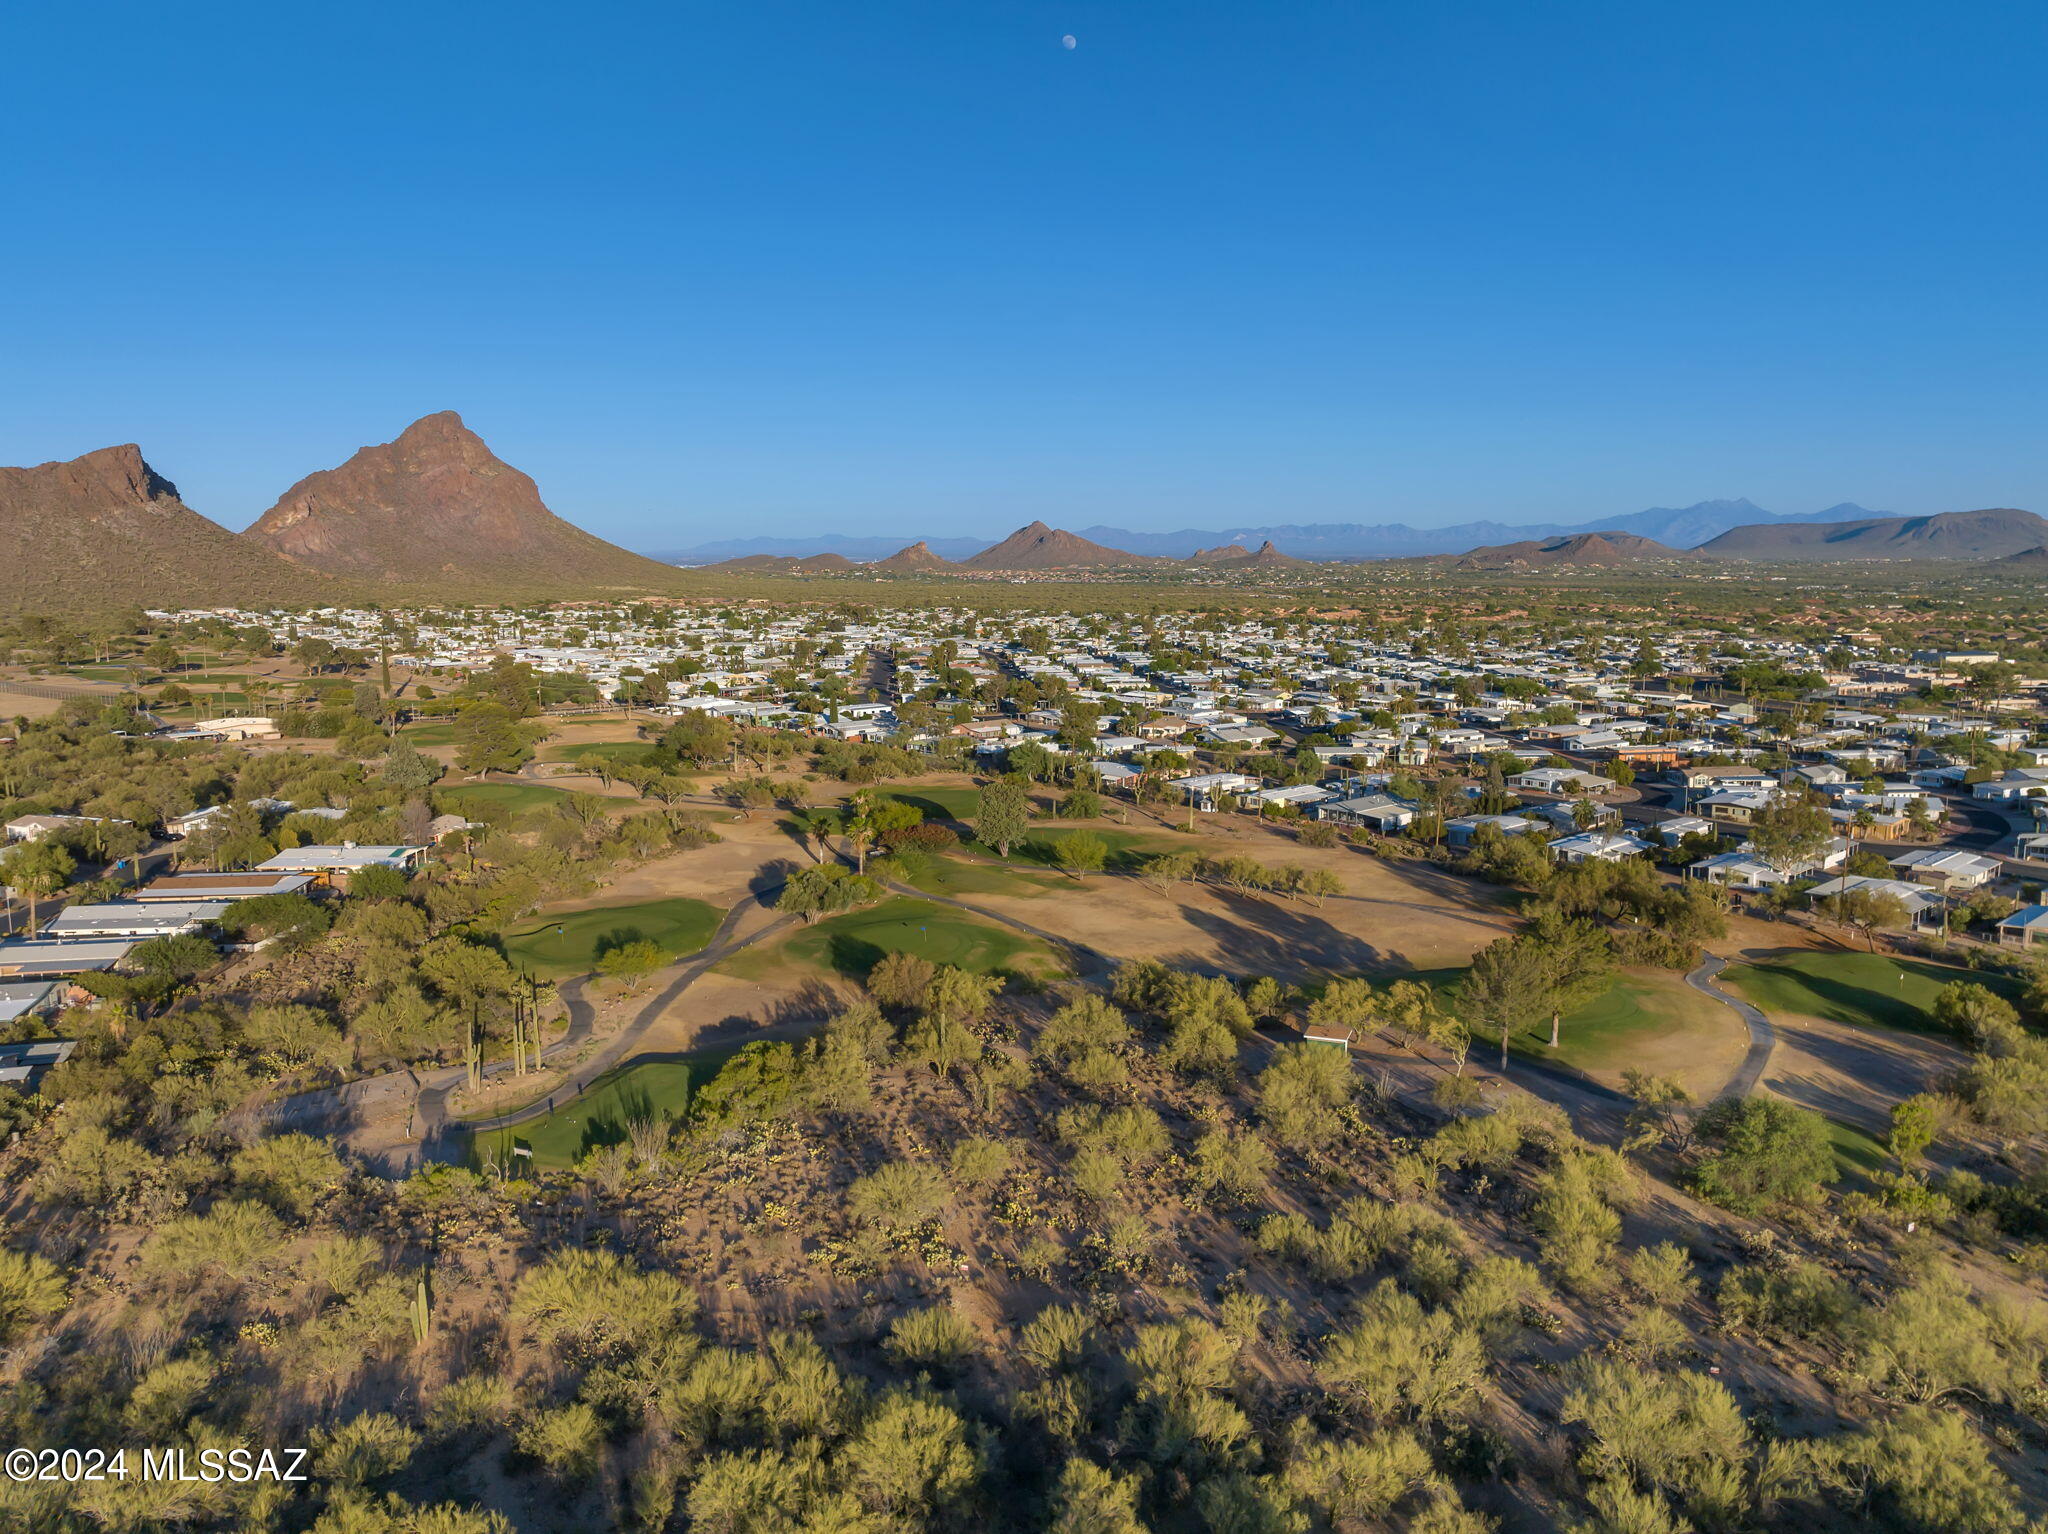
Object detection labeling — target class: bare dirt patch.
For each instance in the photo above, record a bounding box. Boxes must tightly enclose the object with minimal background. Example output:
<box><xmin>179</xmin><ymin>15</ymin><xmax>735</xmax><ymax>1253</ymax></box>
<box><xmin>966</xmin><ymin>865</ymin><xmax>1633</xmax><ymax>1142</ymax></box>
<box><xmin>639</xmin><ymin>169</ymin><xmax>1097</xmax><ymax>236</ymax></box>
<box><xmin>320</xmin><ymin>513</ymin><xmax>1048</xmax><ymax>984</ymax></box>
<box><xmin>1760</xmin><ymin>1012</ymin><xmax>1970</xmax><ymax>1133</ymax></box>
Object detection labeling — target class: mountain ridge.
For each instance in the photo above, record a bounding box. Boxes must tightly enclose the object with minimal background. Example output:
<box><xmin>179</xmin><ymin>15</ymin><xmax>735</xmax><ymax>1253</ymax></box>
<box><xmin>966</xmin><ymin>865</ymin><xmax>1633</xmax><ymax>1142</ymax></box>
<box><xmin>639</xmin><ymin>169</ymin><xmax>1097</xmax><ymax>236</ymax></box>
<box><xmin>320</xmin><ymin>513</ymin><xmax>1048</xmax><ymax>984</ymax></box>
<box><xmin>1700</xmin><ymin>507</ymin><xmax>2048</xmax><ymax>560</ymax></box>
<box><xmin>244</xmin><ymin>412</ymin><xmax>690</xmax><ymax>595</ymax></box>
<box><xmin>960</xmin><ymin>521</ymin><xmax>1164</xmax><ymax>570</ymax></box>
<box><xmin>0</xmin><ymin>444</ymin><xmax>330</xmax><ymax>612</ymax></box>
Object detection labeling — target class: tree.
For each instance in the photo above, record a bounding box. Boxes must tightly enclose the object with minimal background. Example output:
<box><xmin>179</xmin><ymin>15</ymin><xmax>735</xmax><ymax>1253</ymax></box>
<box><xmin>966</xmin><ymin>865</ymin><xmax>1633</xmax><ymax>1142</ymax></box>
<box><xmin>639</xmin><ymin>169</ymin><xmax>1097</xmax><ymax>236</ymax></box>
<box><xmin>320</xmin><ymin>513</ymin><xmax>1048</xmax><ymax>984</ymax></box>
<box><xmin>715</xmin><ymin>776</ymin><xmax>777</xmax><ymax>820</ymax></box>
<box><xmin>1530</xmin><ymin>912</ymin><xmax>1616</xmax><ymax>1049</ymax></box>
<box><xmin>1053</xmin><ymin>831</ymin><xmax>1108</xmax><ymax>881</ymax></box>
<box><xmin>1047</xmin><ymin>1457</ymin><xmax>1148</xmax><ymax>1534</ymax></box>
<box><xmin>1690</xmin><ymin>1096</ymin><xmax>1835</xmax><ymax>1214</ymax></box>
<box><xmin>867</xmin><ymin>950</ymin><xmax>937</xmax><ymax>1010</ymax></box>
<box><xmin>131</xmin><ymin>932</ymin><xmax>219</xmax><ymax>979</ymax></box>
<box><xmin>776</xmin><ymin>863</ymin><xmax>884</xmax><ymax>925</ymax></box>
<box><xmin>381</xmin><ymin>737</ymin><xmax>442</xmax><ymax>795</ymax></box>
<box><xmin>1258</xmin><ymin>1042</ymin><xmax>1354</xmax><ymax>1152</ymax></box>
<box><xmin>1824</xmin><ymin>886</ymin><xmax>1910</xmax><ymax>951</ymax></box>
<box><xmin>1459</xmin><ymin>935</ymin><xmax>1553</xmax><ymax>1070</ymax></box>
<box><xmin>2</xmin><ymin>839</ymin><xmax>76</xmax><ymax>929</ymax></box>
<box><xmin>598</xmin><ymin>939</ymin><xmax>666</xmax><ymax>991</ymax></box>
<box><xmin>1886</xmin><ymin>1094</ymin><xmax>1946</xmax><ymax>1169</ymax></box>
<box><xmin>1749</xmin><ymin>792</ymin><xmax>1835</xmax><ymax>874</ymax></box>
<box><xmin>454</xmin><ymin>702</ymin><xmax>535</xmax><ymax>775</ymax></box>
<box><xmin>0</xmin><ymin>1248</ymin><xmax>68</xmax><ymax>1343</ymax></box>
<box><xmin>975</xmin><ymin>779</ymin><xmax>1032</xmax><ymax>858</ymax></box>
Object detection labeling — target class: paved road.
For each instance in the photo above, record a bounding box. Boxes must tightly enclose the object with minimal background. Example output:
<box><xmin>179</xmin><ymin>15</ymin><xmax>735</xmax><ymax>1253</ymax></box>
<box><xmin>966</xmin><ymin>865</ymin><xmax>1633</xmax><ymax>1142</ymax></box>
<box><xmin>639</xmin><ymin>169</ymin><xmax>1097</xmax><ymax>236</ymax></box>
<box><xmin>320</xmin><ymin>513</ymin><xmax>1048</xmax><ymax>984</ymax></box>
<box><xmin>1685</xmin><ymin>953</ymin><xmax>1776</xmax><ymax>1100</ymax></box>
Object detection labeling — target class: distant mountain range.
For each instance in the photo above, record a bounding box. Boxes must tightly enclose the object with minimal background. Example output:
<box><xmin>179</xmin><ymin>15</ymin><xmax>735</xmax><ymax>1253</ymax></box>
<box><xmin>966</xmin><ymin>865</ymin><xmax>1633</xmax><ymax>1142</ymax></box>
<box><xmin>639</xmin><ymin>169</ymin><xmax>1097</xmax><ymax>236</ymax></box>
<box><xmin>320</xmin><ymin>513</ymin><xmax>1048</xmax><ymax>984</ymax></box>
<box><xmin>656</xmin><ymin>499</ymin><xmax>1889</xmax><ymax>563</ymax></box>
<box><xmin>6</xmin><ymin>416</ymin><xmax>2038</xmax><ymax>616</ymax></box>
<box><xmin>1698</xmin><ymin>508</ymin><xmax>2048</xmax><ymax>561</ymax></box>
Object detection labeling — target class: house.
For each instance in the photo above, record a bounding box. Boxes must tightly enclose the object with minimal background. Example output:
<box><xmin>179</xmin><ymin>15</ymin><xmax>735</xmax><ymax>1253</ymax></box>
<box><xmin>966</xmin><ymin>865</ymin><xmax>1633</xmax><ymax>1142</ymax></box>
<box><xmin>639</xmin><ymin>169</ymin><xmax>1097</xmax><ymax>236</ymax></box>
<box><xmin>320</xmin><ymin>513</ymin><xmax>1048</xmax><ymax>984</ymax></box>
<box><xmin>253</xmin><ymin>845</ymin><xmax>426</xmax><ymax>887</ymax></box>
<box><xmin>166</xmin><ymin>806</ymin><xmax>230</xmax><ymax>838</ymax></box>
<box><xmin>0</xmin><ymin>938</ymin><xmax>141</xmax><ymax>978</ymax></box>
<box><xmin>4</xmin><ymin>814</ymin><xmax>98</xmax><ymax>843</ymax></box>
<box><xmin>41</xmin><ymin>900</ymin><xmax>231</xmax><ymax>941</ymax></box>
<box><xmin>1804</xmin><ymin>876</ymin><xmax>1944</xmax><ymax>932</ymax></box>
<box><xmin>133</xmin><ymin>872</ymin><xmax>315</xmax><ymax>902</ymax></box>
<box><xmin>1315</xmin><ymin>793</ymin><xmax>1419</xmax><ymax>833</ymax></box>
<box><xmin>0</xmin><ymin>1038</ymin><xmax>78</xmax><ymax>1088</ymax></box>
<box><xmin>1697</xmin><ymin>789</ymin><xmax>1776</xmax><ymax>830</ymax></box>
<box><xmin>1885</xmin><ymin>848</ymin><xmax>2002</xmax><ymax>892</ymax></box>
<box><xmin>1511</xmin><ymin>767</ymin><xmax>1615</xmax><ymax>796</ymax></box>
<box><xmin>1247</xmin><ymin>784</ymin><xmax>1334</xmax><ymax>811</ymax></box>
<box><xmin>0</xmin><ymin>980</ymin><xmax>61</xmax><ymax>1026</ymax></box>
<box><xmin>1170</xmin><ymin>773</ymin><xmax>1260</xmax><ymax>809</ymax></box>
<box><xmin>1996</xmin><ymin>905</ymin><xmax>2048</xmax><ymax>949</ymax></box>
<box><xmin>188</xmin><ymin>716</ymin><xmax>281</xmax><ymax>742</ymax></box>
<box><xmin>1973</xmin><ymin>769</ymin><xmax>2048</xmax><ymax>802</ymax></box>
<box><xmin>1549</xmin><ymin>830</ymin><xmax>1651</xmax><ymax>865</ymax></box>
<box><xmin>1205</xmin><ymin>724</ymin><xmax>1279</xmax><ymax>748</ymax></box>
<box><xmin>1689</xmin><ymin>851</ymin><xmax>1804</xmax><ymax>890</ymax></box>
<box><xmin>1445</xmin><ymin>813</ymin><xmax>1538</xmax><ymax>848</ymax></box>
<box><xmin>1673</xmin><ymin>765</ymin><xmax>1775</xmax><ymax>798</ymax></box>
<box><xmin>1651</xmin><ymin>815</ymin><xmax>1716</xmax><ymax>848</ymax></box>
<box><xmin>427</xmin><ymin>814</ymin><xmax>480</xmax><ymax>842</ymax></box>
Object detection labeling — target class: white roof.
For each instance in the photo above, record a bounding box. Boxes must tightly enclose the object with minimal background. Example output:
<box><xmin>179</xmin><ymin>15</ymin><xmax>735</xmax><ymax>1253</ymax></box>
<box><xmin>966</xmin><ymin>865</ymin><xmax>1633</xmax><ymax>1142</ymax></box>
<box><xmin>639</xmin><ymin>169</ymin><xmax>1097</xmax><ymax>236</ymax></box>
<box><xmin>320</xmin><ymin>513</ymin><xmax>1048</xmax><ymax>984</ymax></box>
<box><xmin>0</xmin><ymin>981</ymin><xmax>59</xmax><ymax>1023</ymax></box>
<box><xmin>256</xmin><ymin>845</ymin><xmax>422</xmax><ymax>872</ymax></box>
<box><xmin>43</xmin><ymin>901</ymin><xmax>231</xmax><ymax>939</ymax></box>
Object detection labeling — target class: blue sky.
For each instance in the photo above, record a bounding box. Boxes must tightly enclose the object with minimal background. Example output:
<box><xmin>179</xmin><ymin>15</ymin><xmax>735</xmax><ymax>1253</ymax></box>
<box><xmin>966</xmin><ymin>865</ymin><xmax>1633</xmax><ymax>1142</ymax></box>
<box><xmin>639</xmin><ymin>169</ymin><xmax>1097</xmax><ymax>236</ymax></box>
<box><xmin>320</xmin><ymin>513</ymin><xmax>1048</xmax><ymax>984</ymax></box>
<box><xmin>3</xmin><ymin>1</ymin><xmax>2043</xmax><ymax>546</ymax></box>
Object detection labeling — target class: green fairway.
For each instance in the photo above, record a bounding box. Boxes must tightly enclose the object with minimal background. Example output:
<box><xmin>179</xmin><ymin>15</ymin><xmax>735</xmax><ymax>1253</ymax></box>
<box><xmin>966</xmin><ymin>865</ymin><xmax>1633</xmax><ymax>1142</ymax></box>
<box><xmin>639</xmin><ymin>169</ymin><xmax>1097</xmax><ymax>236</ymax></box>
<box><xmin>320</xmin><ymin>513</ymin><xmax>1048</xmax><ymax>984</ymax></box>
<box><xmin>469</xmin><ymin>1049</ymin><xmax>739</xmax><ymax>1168</ymax></box>
<box><xmin>1006</xmin><ymin>826</ymin><xmax>1175</xmax><ymax>872</ymax></box>
<box><xmin>503</xmin><ymin>897</ymin><xmax>725</xmax><ymax>979</ymax></box>
<box><xmin>1721</xmin><ymin>951</ymin><xmax>2025</xmax><ymax>1035</ymax></box>
<box><xmin>541</xmin><ymin>739</ymin><xmax>658</xmax><ymax>767</ymax></box>
<box><xmin>438</xmin><ymin>781</ymin><xmax>576</xmax><ymax>817</ymax></box>
<box><xmin>721</xmin><ymin>895</ymin><xmax>1062</xmax><ymax>983</ymax></box>
<box><xmin>879</xmin><ymin>785</ymin><xmax>984</xmax><ymax>822</ymax></box>
<box><xmin>400</xmin><ymin>720</ymin><xmax>463</xmax><ymax>747</ymax></box>
<box><xmin>1405</xmin><ymin>966</ymin><xmax>1731</xmax><ymax>1078</ymax></box>
<box><xmin>903</xmin><ymin>853</ymin><xmax>1065</xmax><ymax>900</ymax></box>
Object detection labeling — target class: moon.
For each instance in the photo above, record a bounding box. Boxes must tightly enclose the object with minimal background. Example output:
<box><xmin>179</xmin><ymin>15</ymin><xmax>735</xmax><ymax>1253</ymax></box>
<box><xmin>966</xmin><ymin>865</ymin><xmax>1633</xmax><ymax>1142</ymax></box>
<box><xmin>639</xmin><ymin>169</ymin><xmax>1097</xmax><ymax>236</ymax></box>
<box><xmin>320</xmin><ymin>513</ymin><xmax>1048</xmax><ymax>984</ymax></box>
<box><xmin>1061</xmin><ymin>34</ymin><xmax>1077</xmax><ymax>49</ymax></box>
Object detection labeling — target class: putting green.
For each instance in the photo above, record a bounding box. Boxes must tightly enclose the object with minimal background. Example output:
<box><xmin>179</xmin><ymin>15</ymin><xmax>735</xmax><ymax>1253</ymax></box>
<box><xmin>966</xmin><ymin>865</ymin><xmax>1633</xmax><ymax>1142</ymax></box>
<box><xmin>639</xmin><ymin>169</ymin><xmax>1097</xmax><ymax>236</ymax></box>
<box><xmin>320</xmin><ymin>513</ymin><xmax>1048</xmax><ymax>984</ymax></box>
<box><xmin>1721</xmin><ymin>951</ymin><xmax>2025</xmax><ymax>1036</ymax></box>
<box><xmin>470</xmin><ymin>1049</ymin><xmax>738</xmax><ymax>1168</ymax></box>
<box><xmin>503</xmin><ymin>897</ymin><xmax>725</xmax><ymax>979</ymax></box>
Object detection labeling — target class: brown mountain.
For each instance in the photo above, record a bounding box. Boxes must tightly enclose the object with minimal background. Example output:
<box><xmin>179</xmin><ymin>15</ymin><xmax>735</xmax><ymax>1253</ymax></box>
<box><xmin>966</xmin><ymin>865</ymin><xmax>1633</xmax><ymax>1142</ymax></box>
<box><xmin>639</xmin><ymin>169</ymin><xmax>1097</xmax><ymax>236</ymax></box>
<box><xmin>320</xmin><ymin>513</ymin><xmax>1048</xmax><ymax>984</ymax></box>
<box><xmin>1219</xmin><ymin>540</ymin><xmax>1309</xmax><ymax>570</ymax></box>
<box><xmin>1699</xmin><ymin>507</ymin><xmax>2048</xmax><ymax>560</ymax></box>
<box><xmin>1186</xmin><ymin>543</ymin><xmax>1254</xmax><ymax>564</ymax></box>
<box><xmin>874</xmin><ymin>540</ymin><xmax>957</xmax><ymax>570</ymax></box>
<box><xmin>244</xmin><ymin>412</ymin><xmax>688</xmax><ymax>595</ymax></box>
<box><xmin>1450</xmin><ymin>531</ymin><xmax>1691</xmax><ymax>570</ymax></box>
<box><xmin>1997</xmin><ymin>545</ymin><xmax>2048</xmax><ymax>566</ymax></box>
<box><xmin>0</xmin><ymin>444</ymin><xmax>326</xmax><ymax>612</ymax></box>
<box><xmin>705</xmin><ymin>552</ymin><xmax>856</xmax><ymax>573</ymax></box>
<box><xmin>960</xmin><ymin>521</ymin><xmax>1161</xmax><ymax>570</ymax></box>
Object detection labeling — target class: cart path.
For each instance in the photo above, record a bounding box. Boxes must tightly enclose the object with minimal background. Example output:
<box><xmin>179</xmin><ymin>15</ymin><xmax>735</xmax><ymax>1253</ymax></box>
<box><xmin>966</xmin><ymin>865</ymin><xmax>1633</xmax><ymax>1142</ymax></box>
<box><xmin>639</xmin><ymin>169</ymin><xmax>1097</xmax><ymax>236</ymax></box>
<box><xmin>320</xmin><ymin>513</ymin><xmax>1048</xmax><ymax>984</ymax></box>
<box><xmin>1686</xmin><ymin>953</ymin><xmax>1776</xmax><ymax>1101</ymax></box>
<box><xmin>426</xmin><ymin>895</ymin><xmax>798</xmax><ymax>1144</ymax></box>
